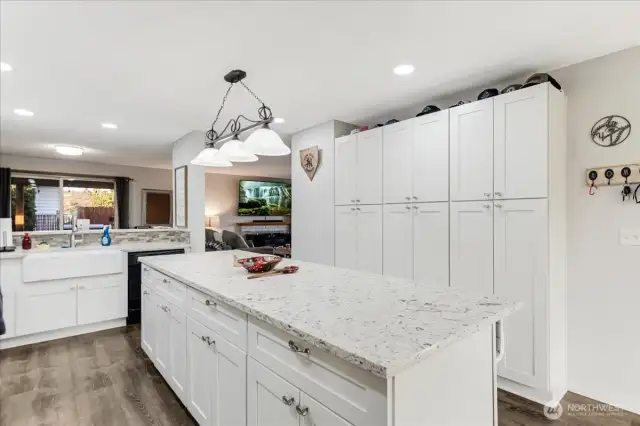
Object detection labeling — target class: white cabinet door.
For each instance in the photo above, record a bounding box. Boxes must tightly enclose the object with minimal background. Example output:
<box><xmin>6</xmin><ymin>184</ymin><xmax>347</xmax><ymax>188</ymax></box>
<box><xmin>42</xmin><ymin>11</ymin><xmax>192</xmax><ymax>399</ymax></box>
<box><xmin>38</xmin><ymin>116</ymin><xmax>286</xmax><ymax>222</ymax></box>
<box><xmin>413</xmin><ymin>110</ymin><xmax>449</xmax><ymax>202</ymax></box>
<box><xmin>356</xmin><ymin>128</ymin><xmax>383</xmax><ymax>205</ymax></box>
<box><xmin>141</xmin><ymin>284</ymin><xmax>155</xmax><ymax>357</ymax></box>
<box><xmin>494</xmin><ymin>84</ymin><xmax>548</xmax><ymax>200</ymax></box>
<box><xmin>248</xmin><ymin>358</ymin><xmax>300</xmax><ymax>426</ymax></box>
<box><xmin>383</xmin><ymin>120</ymin><xmax>413</xmax><ymax>204</ymax></box>
<box><xmin>299</xmin><ymin>392</ymin><xmax>355</xmax><ymax>426</ymax></box>
<box><xmin>168</xmin><ymin>302</ymin><xmax>188</xmax><ymax>403</ymax></box>
<box><xmin>450</xmin><ymin>201</ymin><xmax>494</xmax><ymax>295</ymax></box>
<box><xmin>212</xmin><ymin>329</ymin><xmax>247</xmax><ymax>426</ymax></box>
<box><xmin>450</xmin><ymin>99</ymin><xmax>494</xmax><ymax>201</ymax></box>
<box><xmin>335</xmin><ymin>134</ymin><xmax>358</xmax><ymax>205</ymax></box>
<box><xmin>383</xmin><ymin>204</ymin><xmax>413</xmax><ymax>279</ymax></box>
<box><xmin>494</xmin><ymin>199</ymin><xmax>548</xmax><ymax>389</ymax></box>
<box><xmin>77</xmin><ymin>275</ymin><xmax>126</xmax><ymax>325</ymax></box>
<box><xmin>187</xmin><ymin>317</ymin><xmax>214</xmax><ymax>425</ymax></box>
<box><xmin>16</xmin><ymin>282</ymin><xmax>77</xmax><ymax>336</ymax></box>
<box><xmin>154</xmin><ymin>292</ymin><xmax>170</xmax><ymax>377</ymax></box>
<box><xmin>356</xmin><ymin>205</ymin><xmax>383</xmax><ymax>274</ymax></box>
<box><xmin>335</xmin><ymin>206</ymin><xmax>358</xmax><ymax>269</ymax></box>
<box><xmin>0</xmin><ymin>291</ymin><xmax>16</xmax><ymax>339</ymax></box>
<box><xmin>413</xmin><ymin>202</ymin><xmax>449</xmax><ymax>287</ymax></box>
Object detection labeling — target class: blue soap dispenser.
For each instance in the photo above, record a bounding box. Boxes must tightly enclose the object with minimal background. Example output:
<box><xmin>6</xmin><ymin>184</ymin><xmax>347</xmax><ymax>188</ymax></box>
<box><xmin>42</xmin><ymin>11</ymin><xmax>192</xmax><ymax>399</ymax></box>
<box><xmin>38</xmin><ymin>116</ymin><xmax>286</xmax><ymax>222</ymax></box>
<box><xmin>101</xmin><ymin>225</ymin><xmax>112</xmax><ymax>246</ymax></box>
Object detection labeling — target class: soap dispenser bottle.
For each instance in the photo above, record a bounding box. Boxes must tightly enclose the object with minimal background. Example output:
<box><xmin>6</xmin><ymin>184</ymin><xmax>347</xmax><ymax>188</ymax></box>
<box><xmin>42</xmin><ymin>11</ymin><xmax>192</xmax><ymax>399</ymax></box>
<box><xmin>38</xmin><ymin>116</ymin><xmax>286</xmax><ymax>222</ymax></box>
<box><xmin>101</xmin><ymin>225</ymin><xmax>112</xmax><ymax>246</ymax></box>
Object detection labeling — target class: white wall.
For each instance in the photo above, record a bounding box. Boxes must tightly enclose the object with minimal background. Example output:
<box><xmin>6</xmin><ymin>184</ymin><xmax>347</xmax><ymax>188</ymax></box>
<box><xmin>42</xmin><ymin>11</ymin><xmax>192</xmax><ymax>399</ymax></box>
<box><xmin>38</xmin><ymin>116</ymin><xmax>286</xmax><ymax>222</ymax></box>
<box><xmin>204</xmin><ymin>173</ymin><xmax>289</xmax><ymax>230</ymax></box>
<box><xmin>172</xmin><ymin>131</ymin><xmax>206</xmax><ymax>253</ymax></box>
<box><xmin>290</xmin><ymin>120</ymin><xmax>356</xmax><ymax>264</ymax></box>
<box><xmin>551</xmin><ymin>47</ymin><xmax>640</xmax><ymax>413</ymax></box>
<box><xmin>0</xmin><ymin>153</ymin><xmax>171</xmax><ymax>227</ymax></box>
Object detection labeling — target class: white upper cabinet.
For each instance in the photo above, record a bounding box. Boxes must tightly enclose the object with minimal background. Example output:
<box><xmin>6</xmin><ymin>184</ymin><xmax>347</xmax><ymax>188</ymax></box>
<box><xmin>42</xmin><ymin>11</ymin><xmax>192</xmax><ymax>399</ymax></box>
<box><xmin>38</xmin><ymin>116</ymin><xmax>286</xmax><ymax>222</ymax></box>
<box><xmin>335</xmin><ymin>206</ymin><xmax>358</xmax><ymax>269</ymax></box>
<box><xmin>413</xmin><ymin>110</ymin><xmax>449</xmax><ymax>202</ymax></box>
<box><xmin>356</xmin><ymin>205</ymin><xmax>383</xmax><ymax>274</ymax></box>
<box><xmin>450</xmin><ymin>201</ymin><xmax>494</xmax><ymax>295</ymax></box>
<box><xmin>356</xmin><ymin>128</ymin><xmax>383</xmax><ymax>205</ymax></box>
<box><xmin>494</xmin><ymin>199</ymin><xmax>548</xmax><ymax>389</ymax></box>
<box><xmin>335</xmin><ymin>134</ymin><xmax>358</xmax><ymax>205</ymax></box>
<box><xmin>450</xmin><ymin>99</ymin><xmax>494</xmax><ymax>201</ymax></box>
<box><xmin>383</xmin><ymin>121</ymin><xmax>414</xmax><ymax>204</ymax></box>
<box><xmin>383</xmin><ymin>204</ymin><xmax>413</xmax><ymax>279</ymax></box>
<box><xmin>413</xmin><ymin>202</ymin><xmax>449</xmax><ymax>287</ymax></box>
<box><xmin>494</xmin><ymin>84</ymin><xmax>549</xmax><ymax>199</ymax></box>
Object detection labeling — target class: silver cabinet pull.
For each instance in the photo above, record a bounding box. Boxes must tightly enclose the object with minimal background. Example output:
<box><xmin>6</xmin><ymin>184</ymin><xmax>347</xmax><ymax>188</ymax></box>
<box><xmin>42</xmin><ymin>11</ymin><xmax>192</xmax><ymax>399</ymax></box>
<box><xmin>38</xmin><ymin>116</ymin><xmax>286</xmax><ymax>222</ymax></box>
<box><xmin>405</xmin><ymin>196</ymin><xmax>411</xmax><ymax>200</ymax></box>
<box><xmin>200</xmin><ymin>335</ymin><xmax>215</xmax><ymax>346</ymax></box>
<box><xmin>495</xmin><ymin>192</ymin><xmax>503</xmax><ymax>197</ymax></box>
<box><xmin>288</xmin><ymin>340</ymin><xmax>311</xmax><ymax>355</ymax></box>
<box><xmin>405</xmin><ymin>205</ymin><xmax>411</xmax><ymax>210</ymax></box>
<box><xmin>355</xmin><ymin>207</ymin><xmax>361</xmax><ymax>211</ymax></box>
<box><xmin>495</xmin><ymin>203</ymin><xmax>503</xmax><ymax>208</ymax></box>
<box><xmin>484</xmin><ymin>192</ymin><xmax>492</xmax><ymax>197</ymax></box>
<box><xmin>355</xmin><ymin>199</ymin><xmax>360</xmax><ymax>202</ymax></box>
<box><xmin>483</xmin><ymin>204</ymin><xmax>492</xmax><ymax>209</ymax></box>
<box><xmin>296</xmin><ymin>405</ymin><xmax>309</xmax><ymax>416</ymax></box>
<box><xmin>281</xmin><ymin>396</ymin><xmax>295</xmax><ymax>406</ymax></box>
<box><xmin>162</xmin><ymin>278</ymin><xmax>169</xmax><ymax>284</ymax></box>
<box><xmin>412</xmin><ymin>196</ymin><xmax>418</xmax><ymax>200</ymax></box>
<box><xmin>350</xmin><ymin>207</ymin><xmax>356</xmax><ymax>211</ymax></box>
<box><xmin>350</xmin><ymin>199</ymin><xmax>355</xmax><ymax>203</ymax></box>
<box><xmin>205</xmin><ymin>299</ymin><xmax>217</xmax><ymax>308</ymax></box>
<box><xmin>143</xmin><ymin>290</ymin><xmax>149</xmax><ymax>295</ymax></box>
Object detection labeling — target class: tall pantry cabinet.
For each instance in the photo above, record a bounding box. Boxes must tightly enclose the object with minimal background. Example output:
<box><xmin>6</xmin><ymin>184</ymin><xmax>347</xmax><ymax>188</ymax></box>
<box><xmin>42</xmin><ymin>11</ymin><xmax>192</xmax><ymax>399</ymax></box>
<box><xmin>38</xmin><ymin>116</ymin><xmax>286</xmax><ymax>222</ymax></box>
<box><xmin>449</xmin><ymin>83</ymin><xmax>567</xmax><ymax>403</ymax></box>
<box><xmin>333</xmin><ymin>82</ymin><xmax>567</xmax><ymax>405</ymax></box>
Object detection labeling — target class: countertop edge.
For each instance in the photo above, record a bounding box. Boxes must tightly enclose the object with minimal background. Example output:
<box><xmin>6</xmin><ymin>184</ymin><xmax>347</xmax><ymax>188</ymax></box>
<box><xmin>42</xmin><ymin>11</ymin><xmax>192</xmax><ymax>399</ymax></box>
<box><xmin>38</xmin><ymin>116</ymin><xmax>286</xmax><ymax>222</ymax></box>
<box><xmin>139</xmin><ymin>256</ymin><xmax>520</xmax><ymax>379</ymax></box>
<box><xmin>0</xmin><ymin>242</ymin><xmax>191</xmax><ymax>259</ymax></box>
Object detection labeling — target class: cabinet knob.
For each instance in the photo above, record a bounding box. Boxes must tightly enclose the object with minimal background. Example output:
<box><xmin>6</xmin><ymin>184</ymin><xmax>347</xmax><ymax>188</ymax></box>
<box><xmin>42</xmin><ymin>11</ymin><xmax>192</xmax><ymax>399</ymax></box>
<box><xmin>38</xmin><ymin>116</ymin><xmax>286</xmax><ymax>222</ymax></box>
<box><xmin>495</xmin><ymin>203</ymin><xmax>503</xmax><ymax>208</ymax></box>
<box><xmin>495</xmin><ymin>192</ymin><xmax>503</xmax><ymax>197</ymax></box>
<box><xmin>288</xmin><ymin>340</ymin><xmax>311</xmax><ymax>355</ymax></box>
<box><xmin>70</xmin><ymin>286</ymin><xmax>75</xmax><ymax>291</ymax></box>
<box><xmin>355</xmin><ymin>199</ymin><xmax>360</xmax><ymax>203</ymax></box>
<box><xmin>296</xmin><ymin>405</ymin><xmax>309</xmax><ymax>417</ymax></box>
<box><xmin>412</xmin><ymin>196</ymin><xmax>418</xmax><ymax>200</ymax></box>
<box><xmin>355</xmin><ymin>207</ymin><xmax>360</xmax><ymax>211</ymax></box>
<box><xmin>350</xmin><ymin>208</ymin><xmax>356</xmax><ymax>211</ymax></box>
<box><xmin>483</xmin><ymin>204</ymin><xmax>492</xmax><ymax>209</ymax></box>
<box><xmin>205</xmin><ymin>299</ymin><xmax>217</xmax><ymax>308</ymax></box>
<box><xmin>484</xmin><ymin>192</ymin><xmax>492</xmax><ymax>197</ymax></box>
<box><xmin>405</xmin><ymin>197</ymin><xmax>411</xmax><ymax>200</ymax></box>
<box><xmin>350</xmin><ymin>199</ymin><xmax>355</xmax><ymax>203</ymax></box>
<box><xmin>412</xmin><ymin>205</ymin><xmax>418</xmax><ymax>210</ymax></box>
<box><xmin>405</xmin><ymin>205</ymin><xmax>411</xmax><ymax>210</ymax></box>
<box><xmin>162</xmin><ymin>279</ymin><xmax>169</xmax><ymax>283</ymax></box>
<box><xmin>281</xmin><ymin>396</ymin><xmax>295</xmax><ymax>406</ymax></box>
<box><xmin>143</xmin><ymin>290</ymin><xmax>149</xmax><ymax>295</ymax></box>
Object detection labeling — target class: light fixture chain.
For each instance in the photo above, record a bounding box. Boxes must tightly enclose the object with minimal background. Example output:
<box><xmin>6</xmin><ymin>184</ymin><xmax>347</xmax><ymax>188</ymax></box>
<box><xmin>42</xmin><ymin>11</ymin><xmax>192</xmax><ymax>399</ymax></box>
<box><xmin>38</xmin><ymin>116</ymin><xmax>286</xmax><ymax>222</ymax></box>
<box><xmin>210</xmin><ymin>83</ymin><xmax>234</xmax><ymax>130</ymax></box>
<box><xmin>240</xmin><ymin>81</ymin><xmax>265</xmax><ymax>106</ymax></box>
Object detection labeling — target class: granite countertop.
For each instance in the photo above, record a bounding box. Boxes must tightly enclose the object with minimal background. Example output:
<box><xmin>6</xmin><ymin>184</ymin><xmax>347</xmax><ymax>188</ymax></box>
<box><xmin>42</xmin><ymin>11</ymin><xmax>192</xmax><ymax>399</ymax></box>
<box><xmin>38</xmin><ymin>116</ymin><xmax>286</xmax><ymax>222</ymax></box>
<box><xmin>140</xmin><ymin>250</ymin><xmax>520</xmax><ymax>378</ymax></box>
<box><xmin>0</xmin><ymin>242</ymin><xmax>190</xmax><ymax>259</ymax></box>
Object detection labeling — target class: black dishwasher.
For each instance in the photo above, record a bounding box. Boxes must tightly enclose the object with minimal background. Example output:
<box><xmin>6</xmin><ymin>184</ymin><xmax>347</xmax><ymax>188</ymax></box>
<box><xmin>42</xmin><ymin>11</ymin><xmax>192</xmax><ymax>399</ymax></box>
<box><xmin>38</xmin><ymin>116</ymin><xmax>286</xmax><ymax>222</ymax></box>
<box><xmin>127</xmin><ymin>249</ymin><xmax>185</xmax><ymax>325</ymax></box>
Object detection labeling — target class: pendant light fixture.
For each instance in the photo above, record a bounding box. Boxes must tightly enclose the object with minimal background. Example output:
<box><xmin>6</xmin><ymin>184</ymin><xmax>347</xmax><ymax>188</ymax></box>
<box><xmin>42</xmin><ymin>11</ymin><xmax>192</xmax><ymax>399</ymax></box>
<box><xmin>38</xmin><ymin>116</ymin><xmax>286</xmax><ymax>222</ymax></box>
<box><xmin>191</xmin><ymin>69</ymin><xmax>290</xmax><ymax>167</ymax></box>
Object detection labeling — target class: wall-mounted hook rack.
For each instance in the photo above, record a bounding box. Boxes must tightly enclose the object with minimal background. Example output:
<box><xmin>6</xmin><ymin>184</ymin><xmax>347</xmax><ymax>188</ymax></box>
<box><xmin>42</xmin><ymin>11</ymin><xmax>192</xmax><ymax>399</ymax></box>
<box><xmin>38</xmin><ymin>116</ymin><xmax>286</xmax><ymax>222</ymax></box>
<box><xmin>585</xmin><ymin>163</ymin><xmax>640</xmax><ymax>187</ymax></box>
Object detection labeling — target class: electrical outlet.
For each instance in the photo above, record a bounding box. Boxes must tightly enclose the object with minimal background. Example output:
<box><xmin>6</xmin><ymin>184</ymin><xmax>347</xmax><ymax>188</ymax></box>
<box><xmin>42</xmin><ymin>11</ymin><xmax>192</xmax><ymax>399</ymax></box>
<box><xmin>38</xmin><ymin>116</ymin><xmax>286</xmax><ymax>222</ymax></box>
<box><xmin>620</xmin><ymin>228</ymin><xmax>640</xmax><ymax>246</ymax></box>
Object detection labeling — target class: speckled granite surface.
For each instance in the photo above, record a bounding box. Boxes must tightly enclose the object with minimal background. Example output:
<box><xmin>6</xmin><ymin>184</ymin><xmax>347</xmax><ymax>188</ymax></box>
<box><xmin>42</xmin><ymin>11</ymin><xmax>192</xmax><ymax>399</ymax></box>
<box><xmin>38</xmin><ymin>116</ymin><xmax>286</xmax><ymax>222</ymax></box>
<box><xmin>140</xmin><ymin>250</ymin><xmax>520</xmax><ymax>378</ymax></box>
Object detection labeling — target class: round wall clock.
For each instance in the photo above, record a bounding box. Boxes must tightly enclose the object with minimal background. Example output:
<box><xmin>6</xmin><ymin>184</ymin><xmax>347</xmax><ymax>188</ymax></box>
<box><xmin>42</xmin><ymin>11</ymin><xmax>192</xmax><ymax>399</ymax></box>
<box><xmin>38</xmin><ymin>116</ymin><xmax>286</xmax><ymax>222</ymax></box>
<box><xmin>590</xmin><ymin>115</ymin><xmax>631</xmax><ymax>147</ymax></box>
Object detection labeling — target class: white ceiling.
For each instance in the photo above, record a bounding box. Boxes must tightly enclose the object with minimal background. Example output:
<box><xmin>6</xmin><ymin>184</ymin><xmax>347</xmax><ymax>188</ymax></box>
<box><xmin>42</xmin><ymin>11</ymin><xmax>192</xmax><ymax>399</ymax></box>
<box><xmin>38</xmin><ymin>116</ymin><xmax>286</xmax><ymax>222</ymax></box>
<box><xmin>1</xmin><ymin>1</ymin><xmax>639</xmax><ymax>178</ymax></box>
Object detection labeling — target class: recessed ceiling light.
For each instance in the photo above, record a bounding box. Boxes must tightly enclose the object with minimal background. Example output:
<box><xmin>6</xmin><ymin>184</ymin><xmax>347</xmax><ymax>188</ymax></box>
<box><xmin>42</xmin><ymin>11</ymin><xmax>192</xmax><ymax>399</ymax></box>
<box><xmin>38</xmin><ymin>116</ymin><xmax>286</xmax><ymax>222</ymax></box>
<box><xmin>393</xmin><ymin>64</ymin><xmax>415</xmax><ymax>76</ymax></box>
<box><xmin>14</xmin><ymin>108</ymin><xmax>34</xmax><ymax>117</ymax></box>
<box><xmin>55</xmin><ymin>145</ymin><xmax>84</xmax><ymax>156</ymax></box>
<box><xmin>0</xmin><ymin>62</ymin><xmax>12</xmax><ymax>72</ymax></box>
<box><xmin>273</xmin><ymin>117</ymin><xmax>285</xmax><ymax>124</ymax></box>
<box><xmin>101</xmin><ymin>123</ymin><xmax>118</xmax><ymax>129</ymax></box>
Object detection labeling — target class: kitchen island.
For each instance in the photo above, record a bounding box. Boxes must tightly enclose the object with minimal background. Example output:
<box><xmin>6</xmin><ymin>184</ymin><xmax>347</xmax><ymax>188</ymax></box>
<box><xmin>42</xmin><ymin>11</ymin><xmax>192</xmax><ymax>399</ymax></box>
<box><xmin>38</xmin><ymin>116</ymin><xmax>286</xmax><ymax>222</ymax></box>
<box><xmin>140</xmin><ymin>250</ymin><xmax>519</xmax><ymax>426</ymax></box>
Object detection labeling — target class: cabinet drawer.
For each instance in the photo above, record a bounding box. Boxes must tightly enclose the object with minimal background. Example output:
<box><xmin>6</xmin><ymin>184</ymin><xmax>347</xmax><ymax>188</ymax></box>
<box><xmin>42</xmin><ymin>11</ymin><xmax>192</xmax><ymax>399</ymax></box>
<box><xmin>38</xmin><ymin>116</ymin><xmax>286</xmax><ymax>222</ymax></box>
<box><xmin>248</xmin><ymin>317</ymin><xmax>386</xmax><ymax>426</ymax></box>
<box><xmin>154</xmin><ymin>272</ymin><xmax>187</xmax><ymax>311</ymax></box>
<box><xmin>186</xmin><ymin>288</ymin><xmax>247</xmax><ymax>351</ymax></box>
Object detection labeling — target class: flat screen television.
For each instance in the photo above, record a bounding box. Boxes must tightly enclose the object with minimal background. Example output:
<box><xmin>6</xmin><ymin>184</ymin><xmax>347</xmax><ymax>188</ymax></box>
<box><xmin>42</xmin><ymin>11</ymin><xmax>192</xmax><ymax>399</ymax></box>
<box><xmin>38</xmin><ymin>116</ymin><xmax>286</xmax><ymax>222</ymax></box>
<box><xmin>238</xmin><ymin>180</ymin><xmax>292</xmax><ymax>216</ymax></box>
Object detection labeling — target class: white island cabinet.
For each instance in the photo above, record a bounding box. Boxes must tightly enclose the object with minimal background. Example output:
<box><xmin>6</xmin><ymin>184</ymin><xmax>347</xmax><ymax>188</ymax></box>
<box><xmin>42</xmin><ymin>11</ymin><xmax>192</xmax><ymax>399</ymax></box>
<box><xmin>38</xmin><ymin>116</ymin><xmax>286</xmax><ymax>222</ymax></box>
<box><xmin>140</xmin><ymin>250</ymin><xmax>518</xmax><ymax>426</ymax></box>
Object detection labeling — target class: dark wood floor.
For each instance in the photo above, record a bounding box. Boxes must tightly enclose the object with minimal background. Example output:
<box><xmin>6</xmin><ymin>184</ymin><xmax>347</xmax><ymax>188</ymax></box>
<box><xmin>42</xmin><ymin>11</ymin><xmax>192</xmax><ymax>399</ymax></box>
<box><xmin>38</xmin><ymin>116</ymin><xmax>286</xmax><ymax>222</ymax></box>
<box><xmin>1</xmin><ymin>327</ymin><xmax>638</xmax><ymax>426</ymax></box>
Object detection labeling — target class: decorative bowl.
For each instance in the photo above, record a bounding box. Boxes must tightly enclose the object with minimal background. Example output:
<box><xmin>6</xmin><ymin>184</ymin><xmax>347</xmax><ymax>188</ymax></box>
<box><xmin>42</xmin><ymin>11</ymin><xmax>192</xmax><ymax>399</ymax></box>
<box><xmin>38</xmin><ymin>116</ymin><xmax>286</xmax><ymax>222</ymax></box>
<box><xmin>237</xmin><ymin>255</ymin><xmax>282</xmax><ymax>273</ymax></box>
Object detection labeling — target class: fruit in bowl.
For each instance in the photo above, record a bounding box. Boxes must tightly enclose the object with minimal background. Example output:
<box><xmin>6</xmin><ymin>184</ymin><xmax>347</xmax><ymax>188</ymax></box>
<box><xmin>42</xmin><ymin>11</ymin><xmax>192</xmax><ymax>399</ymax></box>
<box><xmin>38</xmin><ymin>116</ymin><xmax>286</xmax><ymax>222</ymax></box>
<box><xmin>237</xmin><ymin>255</ymin><xmax>282</xmax><ymax>273</ymax></box>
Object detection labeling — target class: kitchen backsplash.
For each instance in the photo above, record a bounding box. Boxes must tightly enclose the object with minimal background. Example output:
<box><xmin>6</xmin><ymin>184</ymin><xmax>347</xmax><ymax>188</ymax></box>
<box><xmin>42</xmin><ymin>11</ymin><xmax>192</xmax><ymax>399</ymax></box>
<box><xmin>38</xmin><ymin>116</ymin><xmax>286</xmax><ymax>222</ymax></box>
<box><xmin>12</xmin><ymin>229</ymin><xmax>190</xmax><ymax>248</ymax></box>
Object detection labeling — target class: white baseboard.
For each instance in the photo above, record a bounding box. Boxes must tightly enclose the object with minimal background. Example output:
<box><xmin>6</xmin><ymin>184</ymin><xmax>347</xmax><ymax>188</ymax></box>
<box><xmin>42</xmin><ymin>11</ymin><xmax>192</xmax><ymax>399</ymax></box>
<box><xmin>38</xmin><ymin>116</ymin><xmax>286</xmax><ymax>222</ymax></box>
<box><xmin>0</xmin><ymin>318</ymin><xmax>126</xmax><ymax>350</ymax></box>
<box><xmin>498</xmin><ymin>376</ymin><xmax>567</xmax><ymax>406</ymax></box>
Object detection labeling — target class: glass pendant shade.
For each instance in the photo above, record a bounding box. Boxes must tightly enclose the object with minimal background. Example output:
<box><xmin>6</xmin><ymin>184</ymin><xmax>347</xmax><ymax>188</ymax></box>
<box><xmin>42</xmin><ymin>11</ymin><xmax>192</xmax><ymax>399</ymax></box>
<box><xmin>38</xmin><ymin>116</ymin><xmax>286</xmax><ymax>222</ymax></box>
<box><xmin>244</xmin><ymin>125</ymin><xmax>291</xmax><ymax>156</ymax></box>
<box><xmin>190</xmin><ymin>147</ymin><xmax>232</xmax><ymax>167</ymax></box>
<box><xmin>218</xmin><ymin>137</ymin><xmax>258</xmax><ymax>162</ymax></box>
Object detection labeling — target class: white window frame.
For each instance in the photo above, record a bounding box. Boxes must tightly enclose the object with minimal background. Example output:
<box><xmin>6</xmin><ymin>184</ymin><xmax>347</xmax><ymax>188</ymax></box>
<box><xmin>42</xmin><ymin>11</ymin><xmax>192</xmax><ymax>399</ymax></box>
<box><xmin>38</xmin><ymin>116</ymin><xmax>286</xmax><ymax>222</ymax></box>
<box><xmin>11</xmin><ymin>172</ymin><xmax>119</xmax><ymax>230</ymax></box>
